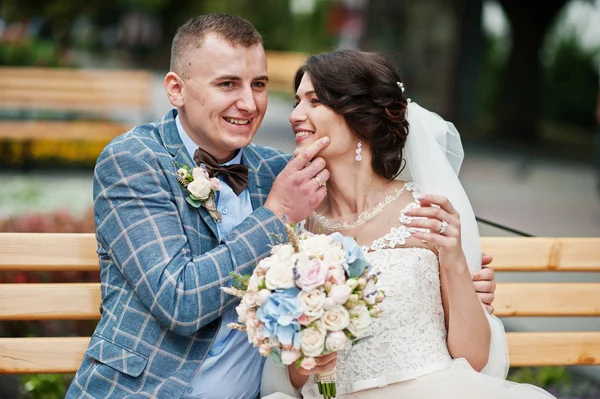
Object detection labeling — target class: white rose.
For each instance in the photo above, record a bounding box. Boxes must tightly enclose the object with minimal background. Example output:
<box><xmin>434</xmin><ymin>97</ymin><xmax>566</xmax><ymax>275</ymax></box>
<box><xmin>326</xmin><ymin>265</ymin><xmax>346</xmax><ymax>285</ymax></box>
<box><xmin>328</xmin><ymin>284</ymin><xmax>352</xmax><ymax>305</ymax></box>
<box><xmin>187</xmin><ymin>178</ymin><xmax>212</xmax><ymax>200</ymax></box>
<box><xmin>256</xmin><ymin>289</ymin><xmax>271</xmax><ymax>306</ymax></box>
<box><xmin>348</xmin><ymin>304</ymin><xmax>372</xmax><ymax>337</ymax></box>
<box><xmin>281</xmin><ymin>349</ymin><xmax>301</xmax><ymax>365</ymax></box>
<box><xmin>265</xmin><ymin>263</ymin><xmax>295</xmax><ymax>290</ymax></box>
<box><xmin>192</xmin><ymin>167</ymin><xmax>209</xmax><ymax>180</ymax></box>
<box><xmin>271</xmin><ymin>244</ymin><xmax>296</xmax><ymax>263</ymax></box>
<box><xmin>323</xmin><ymin>297</ymin><xmax>336</xmax><ymax>311</ymax></box>
<box><xmin>325</xmin><ymin>330</ymin><xmax>348</xmax><ymax>352</ymax></box>
<box><xmin>243</xmin><ymin>292</ymin><xmax>257</xmax><ymax>307</ymax></box>
<box><xmin>362</xmin><ymin>279</ymin><xmax>378</xmax><ymax>305</ymax></box>
<box><xmin>300</xmin><ymin>234</ymin><xmax>334</xmax><ymax>258</ymax></box>
<box><xmin>236</xmin><ymin>301</ymin><xmax>248</xmax><ymax>323</ymax></box>
<box><xmin>256</xmin><ymin>257</ymin><xmax>276</xmax><ymax>274</ymax></box>
<box><xmin>323</xmin><ymin>244</ymin><xmax>347</xmax><ymax>268</ymax></box>
<box><xmin>298</xmin><ymin>289</ymin><xmax>326</xmax><ymax>320</ymax></box>
<box><xmin>246</xmin><ymin>311</ymin><xmax>258</xmax><ymax>343</ymax></box>
<box><xmin>322</xmin><ymin>305</ymin><xmax>350</xmax><ymax>331</ymax></box>
<box><xmin>300</xmin><ymin>327</ymin><xmax>326</xmax><ymax>357</ymax></box>
<box><xmin>247</xmin><ymin>273</ymin><xmax>261</xmax><ymax>293</ymax></box>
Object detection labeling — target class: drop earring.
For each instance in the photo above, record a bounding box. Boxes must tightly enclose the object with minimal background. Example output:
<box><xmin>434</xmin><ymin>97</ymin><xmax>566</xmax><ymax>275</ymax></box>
<box><xmin>355</xmin><ymin>141</ymin><xmax>362</xmax><ymax>161</ymax></box>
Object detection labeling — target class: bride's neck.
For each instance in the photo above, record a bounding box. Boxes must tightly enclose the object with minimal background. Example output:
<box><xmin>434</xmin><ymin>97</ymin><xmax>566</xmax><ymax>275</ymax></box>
<box><xmin>320</xmin><ymin>156</ymin><xmax>392</xmax><ymax>218</ymax></box>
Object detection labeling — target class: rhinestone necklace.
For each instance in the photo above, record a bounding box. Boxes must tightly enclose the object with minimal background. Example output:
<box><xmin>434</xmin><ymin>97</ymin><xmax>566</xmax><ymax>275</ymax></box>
<box><xmin>312</xmin><ymin>184</ymin><xmax>406</xmax><ymax>231</ymax></box>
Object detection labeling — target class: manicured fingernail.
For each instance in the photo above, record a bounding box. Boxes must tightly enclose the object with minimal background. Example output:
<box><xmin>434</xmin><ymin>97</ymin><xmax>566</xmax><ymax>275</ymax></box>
<box><xmin>322</xmin><ymin>137</ymin><xmax>330</xmax><ymax>144</ymax></box>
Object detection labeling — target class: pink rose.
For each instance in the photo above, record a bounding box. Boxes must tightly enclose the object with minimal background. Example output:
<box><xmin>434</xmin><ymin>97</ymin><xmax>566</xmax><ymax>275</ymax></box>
<box><xmin>295</xmin><ymin>258</ymin><xmax>328</xmax><ymax>292</ymax></box>
<box><xmin>298</xmin><ymin>314</ymin><xmax>311</xmax><ymax>325</ymax></box>
<box><xmin>300</xmin><ymin>357</ymin><xmax>317</xmax><ymax>370</ymax></box>
<box><xmin>281</xmin><ymin>349</ymin><xmax>301</xmax><ymax>365</ymax></box>
<box><xmin>210</xmin><ymin>177</ymin><xmax>221</xmax><ymax>191</ymax></box>
<box><xmin>259</xmin><ymin>344</ymin><xmax>272</xmax><ymax>356</ymax></box>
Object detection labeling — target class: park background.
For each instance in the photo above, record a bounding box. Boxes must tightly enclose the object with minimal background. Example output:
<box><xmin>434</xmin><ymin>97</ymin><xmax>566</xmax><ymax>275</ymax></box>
<box><xmin>0</xmin><ymin>0</ymin><xmax>599</xmax><ymax>397</ymax></box>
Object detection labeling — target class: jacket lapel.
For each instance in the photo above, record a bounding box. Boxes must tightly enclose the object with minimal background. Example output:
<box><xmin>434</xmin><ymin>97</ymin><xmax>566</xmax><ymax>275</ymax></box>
<box><xmin>241</xmin><ymin>145</ymin><xmax>276</xmax><ymax>211</ymax></box>
<box><xmin>160</xmin><ymin>110</ymin><xmax>219</xmax><ymax>239</ymax></box>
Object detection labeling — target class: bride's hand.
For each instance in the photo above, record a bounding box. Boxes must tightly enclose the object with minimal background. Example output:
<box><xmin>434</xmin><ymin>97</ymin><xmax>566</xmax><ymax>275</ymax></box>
<box><xmin>287</xmin><ymin>352</ymin><xmax>338</xmax><ymax>389</ymax></box>
<box><xmin>401</xmin><ymin>194</ymin><xmax>467</xmax><ymax>269</ymax></box>
<box><xmin>296</xmin><ymin>352</ymin><xmax>338</xmax><ymax>376</ymax></box>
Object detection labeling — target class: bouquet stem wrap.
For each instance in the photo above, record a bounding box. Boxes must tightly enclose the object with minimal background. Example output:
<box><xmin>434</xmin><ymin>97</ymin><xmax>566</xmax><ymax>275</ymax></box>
<box><xmin>316</xmin><ymin>369</ymin><xmax>337</xmax><ymax>398</ymax></box>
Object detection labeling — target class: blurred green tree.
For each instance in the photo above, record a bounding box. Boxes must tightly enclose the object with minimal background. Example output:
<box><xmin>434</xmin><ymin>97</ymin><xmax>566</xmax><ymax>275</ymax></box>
<box><xmin>0</xmin><ymin>0</ymin><xmax>336</xmax><ymax>68</ymax></box>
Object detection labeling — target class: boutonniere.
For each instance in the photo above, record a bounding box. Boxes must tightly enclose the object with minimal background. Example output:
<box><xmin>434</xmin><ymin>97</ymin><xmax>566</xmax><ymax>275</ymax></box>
<box><xmin>175</xmin><ymin>163</ymin><xmax>222</xmax><ymax>222</ymax></box>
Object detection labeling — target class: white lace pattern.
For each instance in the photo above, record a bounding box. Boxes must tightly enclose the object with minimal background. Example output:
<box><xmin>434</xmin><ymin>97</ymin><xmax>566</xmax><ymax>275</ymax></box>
<box><xmin>333</xmin><ymin>182</ymin><xmax>454</xmax><ymax>394</ymax></box>
<box><xmin>334</xmin><ymin>247</ymin><xmax>452</xmax><ymax>394</ymax></box>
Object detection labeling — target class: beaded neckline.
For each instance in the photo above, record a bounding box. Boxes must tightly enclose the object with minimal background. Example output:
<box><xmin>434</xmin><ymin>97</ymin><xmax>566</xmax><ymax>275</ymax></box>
<box><xmin>312</xmin><ymin>183</ymin><xmax>409</xmax><ymax>231</ymax></box>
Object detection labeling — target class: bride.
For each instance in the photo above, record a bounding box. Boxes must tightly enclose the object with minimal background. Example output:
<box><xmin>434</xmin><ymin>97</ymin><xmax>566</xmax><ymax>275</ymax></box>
<box><xmin>261</xmin><ymin>50</ymin><xmax>555</xmax><ymax>398</ymax></box>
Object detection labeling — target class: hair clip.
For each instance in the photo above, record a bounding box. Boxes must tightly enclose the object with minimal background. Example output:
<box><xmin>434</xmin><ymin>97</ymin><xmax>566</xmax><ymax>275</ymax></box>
<box><xmin>397</xmin><ymin>81</ymin><xmax>405</xmax><ymax>93</ymax></box>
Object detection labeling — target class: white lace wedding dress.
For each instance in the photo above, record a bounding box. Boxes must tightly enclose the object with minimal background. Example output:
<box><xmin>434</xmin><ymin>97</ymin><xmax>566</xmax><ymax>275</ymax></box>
<box><xmin>262</xmin><ymin>184</ymin><xmax>556</xmax><ymax>399</ymax></box>
<box><xmin>296</xmin><ymin>244</ymin><xmax>555</xmax><ymax>398</ymax></box>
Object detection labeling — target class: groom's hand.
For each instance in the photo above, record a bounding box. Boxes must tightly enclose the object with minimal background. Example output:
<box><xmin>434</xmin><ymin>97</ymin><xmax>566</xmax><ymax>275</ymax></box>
<box><xmin>472</xmin><ymin>253</ymin><xmax>496</xmax><ymax>314</ymax></box>
<box><xmin>266</xmin><ymin>137</ymin><xmax>331</xmax><ymax>224</ymax></box>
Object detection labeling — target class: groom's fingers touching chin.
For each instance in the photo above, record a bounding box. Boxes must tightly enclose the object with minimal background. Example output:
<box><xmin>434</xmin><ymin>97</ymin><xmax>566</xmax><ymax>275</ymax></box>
<box><xmin>290</xmin><ymin>137</ymin><xmax>330</xmax><ymax>169</ymax></box>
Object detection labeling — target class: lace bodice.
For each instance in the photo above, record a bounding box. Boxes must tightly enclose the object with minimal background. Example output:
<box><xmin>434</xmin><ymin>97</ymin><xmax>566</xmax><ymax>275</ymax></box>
<box><xmin>330</xmin><ymin>182</ymin><xmax>453</xmax><ymax>394</ymax></box>
<box><xmin>334</xmin><ymin>247</ymin><xmax>452</xmax><ymax>393</ymax></box>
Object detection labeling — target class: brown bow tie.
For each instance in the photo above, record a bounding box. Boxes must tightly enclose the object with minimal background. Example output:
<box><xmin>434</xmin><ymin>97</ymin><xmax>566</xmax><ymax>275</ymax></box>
<box><xmin>193</xmin><ymin>148</ymin><xmax>249</xmax><ymax>196</ymax></box>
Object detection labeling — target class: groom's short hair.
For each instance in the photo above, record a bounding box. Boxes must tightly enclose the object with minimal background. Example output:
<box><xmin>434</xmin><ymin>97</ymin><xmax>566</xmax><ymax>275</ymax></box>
<box><xmin>170</xmin><ymin>13</ymin><xmax>263</xmax><ymax>73</ymax></box>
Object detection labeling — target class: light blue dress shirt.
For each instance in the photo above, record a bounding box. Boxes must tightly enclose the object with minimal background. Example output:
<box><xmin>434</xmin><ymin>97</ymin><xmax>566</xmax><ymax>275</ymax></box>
<box><xmin>176</xmin><ymin>116</ymin><xmax>264</xmax><ymax>399</ymax></box>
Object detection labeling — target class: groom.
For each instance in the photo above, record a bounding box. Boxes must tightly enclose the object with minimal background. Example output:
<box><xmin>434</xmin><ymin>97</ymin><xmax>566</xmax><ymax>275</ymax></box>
<box><xmin>67</xmin><ymin>13</ymin><xmax>497</xmax><ymax>399</ymax></box>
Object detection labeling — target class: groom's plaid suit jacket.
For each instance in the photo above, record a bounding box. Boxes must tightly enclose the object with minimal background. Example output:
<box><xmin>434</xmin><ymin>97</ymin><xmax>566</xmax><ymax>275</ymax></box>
<box><xmin>66</xmin><ymin>109</ymin><xmax>290</xmax><ymax>398</ymax></box>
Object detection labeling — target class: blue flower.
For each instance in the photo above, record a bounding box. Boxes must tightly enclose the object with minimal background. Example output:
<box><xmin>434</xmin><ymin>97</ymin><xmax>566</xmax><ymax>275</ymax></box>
<box><xmin>257</xmin><ymin>288</ymin><xmax>303</xmax><ymax>349</ymax></box>
<box><xmin>330</xmin><ymin>233</ymin><xmax>370</xmax><ymax>278</ymax></box>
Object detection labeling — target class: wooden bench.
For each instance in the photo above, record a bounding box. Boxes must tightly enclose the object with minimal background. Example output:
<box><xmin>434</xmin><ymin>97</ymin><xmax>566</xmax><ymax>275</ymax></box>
<box><xmin>0</xmin><ymin>52</ymin><xmax>305</xmax><ymax>144</ymax></box>
<box><xmin>0</xmin><ymin>233</ymin><xmax>598</xmax><ymax>374</ymax></box>
<box><xmin>0</xmin><ymin>67</ymin><xmax>154</xmax><ymax>142</ymax></box>
<box><xmin>265</xmin><ymin>51</ymin><xmax>308</xmax><ymax>93</ymax></box>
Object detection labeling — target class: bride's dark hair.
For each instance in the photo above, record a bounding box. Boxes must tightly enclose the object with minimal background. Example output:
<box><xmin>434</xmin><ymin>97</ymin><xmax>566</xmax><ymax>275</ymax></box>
<box><xmin>293</xmin><ymin>50</ymin><xmax>409</xmax><ymax>180</ymax></box>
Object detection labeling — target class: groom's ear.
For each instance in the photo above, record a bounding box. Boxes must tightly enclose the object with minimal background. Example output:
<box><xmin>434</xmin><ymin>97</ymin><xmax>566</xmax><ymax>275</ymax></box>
<box><xmin>164</xmin><ymin>72</ymin><xmax>185</xmax><ymax>108</ymax></box>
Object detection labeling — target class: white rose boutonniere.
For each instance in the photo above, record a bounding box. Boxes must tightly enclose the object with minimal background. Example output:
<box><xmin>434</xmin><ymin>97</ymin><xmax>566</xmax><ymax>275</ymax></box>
<box><xmin>175</xmin><ymin>163</ymin><xmax>222</xmax><ymax>222</ymax></box>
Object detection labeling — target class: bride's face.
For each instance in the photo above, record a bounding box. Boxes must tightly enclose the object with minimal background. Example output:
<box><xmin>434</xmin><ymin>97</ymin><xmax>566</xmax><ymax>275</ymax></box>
<box><xmin>289</xmin><ymin>74</ymin><xmax>356</xmax><ymax>158</ymax></box>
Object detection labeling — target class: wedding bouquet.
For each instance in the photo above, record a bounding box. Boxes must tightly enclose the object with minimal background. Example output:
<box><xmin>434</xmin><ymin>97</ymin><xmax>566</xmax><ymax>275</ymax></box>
<box><xmin>222</xmin><ymin>225</ymin><xmax>385</xmax><ymax>399</ymax></box>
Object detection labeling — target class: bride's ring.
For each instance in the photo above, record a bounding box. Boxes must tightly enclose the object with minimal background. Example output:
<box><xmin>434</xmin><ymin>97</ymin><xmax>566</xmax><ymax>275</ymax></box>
<box><xmin>439</xmin><ymin>220</ymin><xmax>448</xmax><ymax>234</ymax></box>
<box><xmin>314</xmin><ymin>176</ymin><xmax>325</xmax><ymax>188</ymax></box>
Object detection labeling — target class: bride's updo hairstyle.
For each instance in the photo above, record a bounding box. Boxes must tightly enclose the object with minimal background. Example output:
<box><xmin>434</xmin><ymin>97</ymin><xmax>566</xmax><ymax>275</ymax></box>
<box><xmin>293</xmin><ymin>50</ymin><xmax>409</xmax><ymax>180</ymax></box>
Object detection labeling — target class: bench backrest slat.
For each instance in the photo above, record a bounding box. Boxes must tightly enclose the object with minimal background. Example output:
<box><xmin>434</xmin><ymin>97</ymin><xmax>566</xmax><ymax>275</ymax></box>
<box><xmin>0</xmin><ymin>67</ymin><xmax>152</xmax><ymax>112</ymax></box>
<box><xmin>0</xmin><ymin>232</ymin><xmax>599</xmax><ymax>373</ymax></box>
<box><xmin>482</xmin><ymin>237</ymin><xmax>600</xmax><ymax>271</ymax></box>
<box><xmin>2</xmin><ymin>234</ymin><xmax>599</xmax><ymax>272</ymax></box>
<box><xmin>507</xmin><ymin>332</ymin><xmax>600</xmax><ymax>367</ymax></box>
<box><xmin>2</xmin><ymin>332</ymin><xmax>599</xmax><ymax>374</ymax></box>
<box><xmin>0</xmin><ymin>283</ymin><xmax>100</xmax><ymax>320</ymax></box>
<box><xmin>0</xmin><ymin>233</ymin><xmax>98</xmax><ymax>271</ymax></box>
<box><xmin>1</xmin><ymin>282</ymin><xmax>598</xmax><ymax>320</ymax></box>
